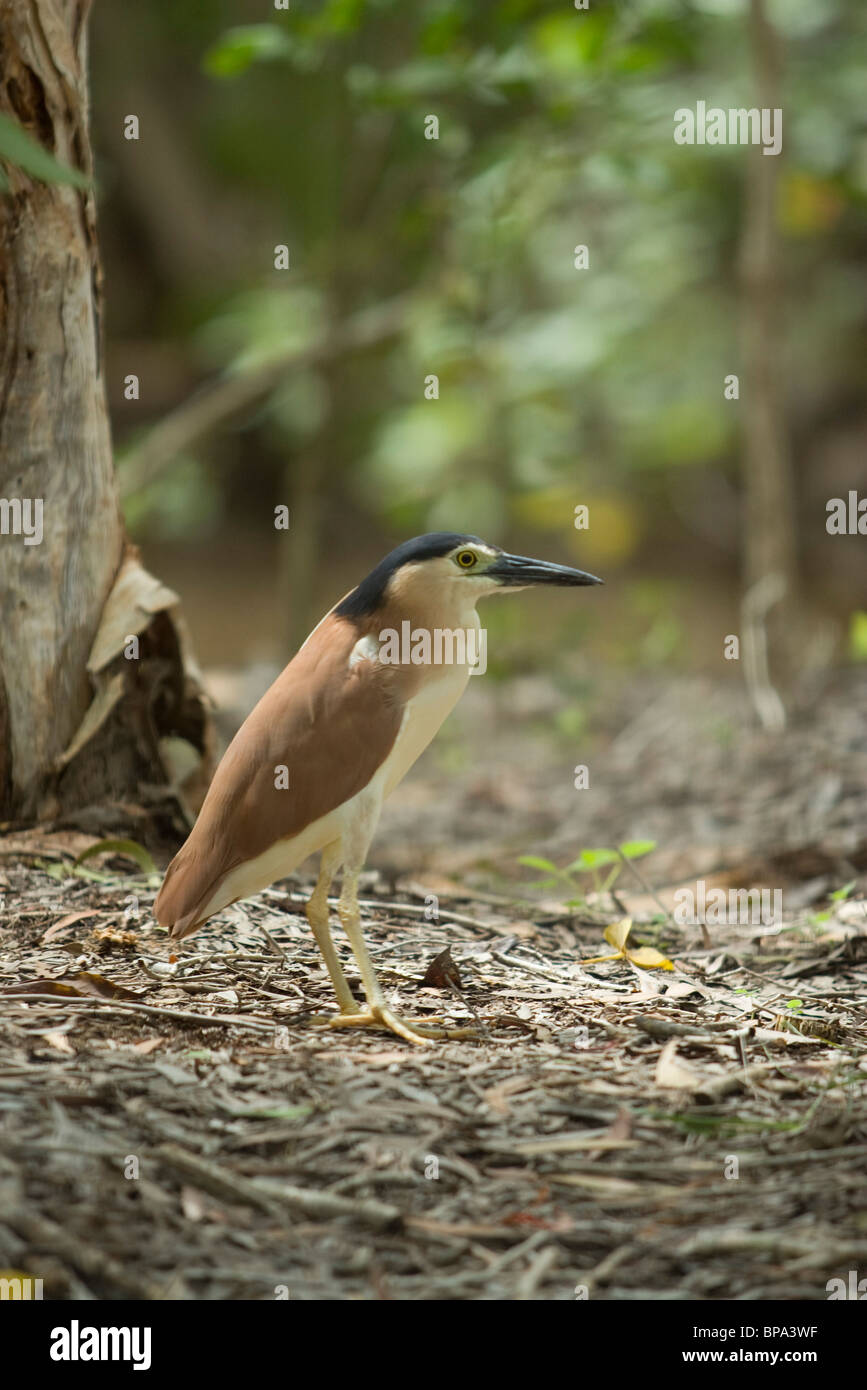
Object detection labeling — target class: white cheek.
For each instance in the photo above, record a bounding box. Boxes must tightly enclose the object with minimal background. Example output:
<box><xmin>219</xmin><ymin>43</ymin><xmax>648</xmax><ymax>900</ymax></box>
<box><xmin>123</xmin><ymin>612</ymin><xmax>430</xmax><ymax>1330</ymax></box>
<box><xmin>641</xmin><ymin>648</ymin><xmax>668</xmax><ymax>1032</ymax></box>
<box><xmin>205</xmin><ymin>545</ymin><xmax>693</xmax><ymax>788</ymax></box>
<box><xmin>472</xmin><ymin>575</ymin><xmax>506</xmax><ymax>598</ymax></box>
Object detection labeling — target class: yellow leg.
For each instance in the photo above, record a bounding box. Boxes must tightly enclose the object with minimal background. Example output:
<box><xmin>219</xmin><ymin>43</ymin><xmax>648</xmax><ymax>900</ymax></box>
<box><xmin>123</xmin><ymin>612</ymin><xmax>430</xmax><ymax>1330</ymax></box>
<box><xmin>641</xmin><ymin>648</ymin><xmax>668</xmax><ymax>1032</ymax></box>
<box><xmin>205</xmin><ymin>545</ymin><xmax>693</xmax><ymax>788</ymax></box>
<box><xmin>323</xmin><ymin>1013</ymin><xmax>478</xmax><ymax>1042</ymax></box>
<box><xmin>307</xmin><ymin>820</ymin><xmax>478</xmax><ymax>1045</ymax></box>
<box><xmin>305</xmin><ymin>843</ymin><xmax>358</xmax><ymax>1015</ymax></box>
<box><xmin>321</xmin><ymin>869</ymin><xmax>475</xmax><ymax>1045</ymax></box>
<box><xmin>335</xmin><ymin>868</ymin><xmax>435</xmax><ymax>1044</ymax></box>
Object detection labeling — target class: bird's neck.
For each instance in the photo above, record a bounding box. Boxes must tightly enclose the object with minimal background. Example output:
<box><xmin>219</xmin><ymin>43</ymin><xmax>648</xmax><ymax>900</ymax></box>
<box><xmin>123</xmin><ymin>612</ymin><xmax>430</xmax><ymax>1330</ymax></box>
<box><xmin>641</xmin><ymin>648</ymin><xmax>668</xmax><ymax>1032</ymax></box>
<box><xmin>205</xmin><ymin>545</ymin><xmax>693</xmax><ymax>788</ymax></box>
<box><xmin>369</xmin><ymin>592</ymin><xmax>480</xmax><ymax>644</ymax></box>
<box><xmin>354</xmin><ymin>590</ymin><xmax>481</xmax><ymax>696</ymax></box>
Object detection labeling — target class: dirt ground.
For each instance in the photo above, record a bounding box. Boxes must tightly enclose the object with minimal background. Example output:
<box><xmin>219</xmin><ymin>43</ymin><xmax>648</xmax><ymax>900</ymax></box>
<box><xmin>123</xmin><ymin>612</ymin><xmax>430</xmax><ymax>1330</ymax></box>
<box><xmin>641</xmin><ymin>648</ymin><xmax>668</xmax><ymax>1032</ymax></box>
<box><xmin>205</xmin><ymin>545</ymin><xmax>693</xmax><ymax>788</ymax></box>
<box><xmin>0</xmin><ymin>668</ymin><xmax>865</xmax><ymax>1301</ymax></box>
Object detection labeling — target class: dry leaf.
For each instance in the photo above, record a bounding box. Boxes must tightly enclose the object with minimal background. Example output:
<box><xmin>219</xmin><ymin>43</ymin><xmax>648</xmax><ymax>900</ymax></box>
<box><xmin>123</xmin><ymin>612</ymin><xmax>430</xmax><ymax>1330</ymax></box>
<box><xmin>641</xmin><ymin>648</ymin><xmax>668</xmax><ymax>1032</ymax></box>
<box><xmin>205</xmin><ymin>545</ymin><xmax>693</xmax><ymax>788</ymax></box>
<box><xmin>584</xmin><ymin>918</ymin><xmax>675</xmax><ymax>971</ymax></box>
<box><xmin>2</xmin><ymin>978</ymin><xmax>85</xmax><ymax>999</ymax></box>
<box><xmin>514</xmin><ymin>1133</ymin><xmax>636</xmax><ymax>1155</ymax></box>
<box><xmin>629</xmin><ymin>946</ymin><xmax>673</xmax><ymax>969</ymax></box>
<box><xmin>42</xmin><ymin>910</ymin><xmax>101</xmax><ymax>942</ymax></box>
<box><xmin>655</xmin><ymin>1040</ymin><xmax>704</xmax><ymax>1091</ymax></box>
<box><xmin>483</xmin><ymin>1075</ymin><xmax>534</xmax><ymax>1117</ymax></box>
<box><xmin>64</xmin><ymin>972</ymin><xmax>143</xmax><ymax>1001</ymax></box>
<box><xmin>548</xmin><ymin>1173</ymin><xmax>643</xmax><ymax>1197</ymax></box>
<box><xmin>663</xmin><ymin>979</ymin><xmax>707</xmax><ymax>999</ymax></box>
<box><xmin>606</xmin><ymin>1107</ymin><xmax>633</xmax><ymax>1143</ymax></box>
<box><xmin>605</xmin><ymin>919</ymin><xmax>632</xmax><ymax>952</ymax></box>
<box><xmin>421</xmin><ymin>947</ymin><xmax>462</xmax><ymax>990</ymax></box>
<box><xmin>1</xmin><ymin>972</ymin><xmax>142</xmax><ymax>1001</ymax></box>
<box><xmin>357</xmin><ymin>1050</ymin><xmax>410</xmax><ymax>1068</ymax></box>
<box><xmin>629</xmin><ymin>962</ymin><xmax>662</xmax><ymax>995</ymax></box>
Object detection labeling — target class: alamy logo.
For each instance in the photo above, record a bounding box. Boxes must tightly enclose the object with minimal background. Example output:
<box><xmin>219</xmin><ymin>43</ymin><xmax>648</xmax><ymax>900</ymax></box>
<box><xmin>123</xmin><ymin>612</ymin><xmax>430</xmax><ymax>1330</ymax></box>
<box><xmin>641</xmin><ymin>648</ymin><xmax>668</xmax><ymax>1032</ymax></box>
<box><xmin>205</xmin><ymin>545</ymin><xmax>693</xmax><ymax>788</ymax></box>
<box><xmin>674</xmin><ymin>881</ymin><xmax>782</xmax><ymax>927</ymax></box>
<box><xmin>826</xmin><ymin>1271</ymin><xmax>867</xmax><ymax>1300</ymax></box>
<box><xmin>826</xmin><ymin>491</ymin><xmax>867</xmax><ymax>535</ymax></box>
<box><xmin>0</xmin><ymin>497</ymin><xmax>43</xmax><ymax>545</ymax></box>
<box><xmin>0</xmin><ymin>1274</ymin><xmax>43</xmax><ymax>1299</ymax></box>
<box><xmin>377</xmin><ymin>622</ymin><xmax>487</xmax><ymax>676</ymax></box>
<box><xmin>49</xmin><ymin>1321</ymin><xmax>152</xmax><ymax>1371</ymax></box>
<box><xmin>674</xmin><ymin>102</ymin><xmax>782</xmax><ymax>156</ymax></box>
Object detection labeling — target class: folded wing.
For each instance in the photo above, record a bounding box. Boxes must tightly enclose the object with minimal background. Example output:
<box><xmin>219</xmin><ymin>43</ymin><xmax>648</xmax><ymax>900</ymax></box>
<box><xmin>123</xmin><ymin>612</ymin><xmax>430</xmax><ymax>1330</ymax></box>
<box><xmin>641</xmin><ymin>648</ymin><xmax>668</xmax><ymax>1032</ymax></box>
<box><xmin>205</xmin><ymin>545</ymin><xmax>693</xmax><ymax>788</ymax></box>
<box><xmin>154</xmin><ymin>615</ymin><xmax>401</xmax><ymax>938</ymax></box>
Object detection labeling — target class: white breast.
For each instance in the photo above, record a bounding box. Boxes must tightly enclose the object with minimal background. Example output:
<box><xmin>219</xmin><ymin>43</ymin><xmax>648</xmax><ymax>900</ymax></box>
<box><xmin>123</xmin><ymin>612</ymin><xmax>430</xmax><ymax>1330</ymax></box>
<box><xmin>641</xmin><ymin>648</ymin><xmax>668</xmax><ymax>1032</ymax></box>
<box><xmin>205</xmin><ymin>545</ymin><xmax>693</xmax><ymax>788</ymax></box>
<box><xmin>382</xmin><ymin>664</ymin><xmax>471</xmax><ymax>797</ymax></box>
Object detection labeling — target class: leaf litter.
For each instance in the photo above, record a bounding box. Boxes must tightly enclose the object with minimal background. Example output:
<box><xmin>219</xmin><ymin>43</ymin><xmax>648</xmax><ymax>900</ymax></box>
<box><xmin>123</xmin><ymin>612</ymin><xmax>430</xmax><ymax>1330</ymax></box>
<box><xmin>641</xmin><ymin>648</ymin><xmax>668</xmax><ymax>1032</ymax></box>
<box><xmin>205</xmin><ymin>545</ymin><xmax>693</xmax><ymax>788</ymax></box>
<box><xmin>0</xmin><ymin>669</ymin><xmax>865</xmax><ymax>1300</ymax></box>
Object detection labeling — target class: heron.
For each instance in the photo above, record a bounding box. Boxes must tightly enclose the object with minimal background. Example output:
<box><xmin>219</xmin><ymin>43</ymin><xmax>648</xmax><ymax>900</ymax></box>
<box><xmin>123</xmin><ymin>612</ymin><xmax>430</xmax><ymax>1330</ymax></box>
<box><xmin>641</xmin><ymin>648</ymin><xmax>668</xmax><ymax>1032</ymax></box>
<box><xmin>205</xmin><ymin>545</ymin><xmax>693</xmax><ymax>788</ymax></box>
<box><xmin>154</xmin><ymin>533</ymin><xmax>602</xmax><ymax>1043</ymax></box>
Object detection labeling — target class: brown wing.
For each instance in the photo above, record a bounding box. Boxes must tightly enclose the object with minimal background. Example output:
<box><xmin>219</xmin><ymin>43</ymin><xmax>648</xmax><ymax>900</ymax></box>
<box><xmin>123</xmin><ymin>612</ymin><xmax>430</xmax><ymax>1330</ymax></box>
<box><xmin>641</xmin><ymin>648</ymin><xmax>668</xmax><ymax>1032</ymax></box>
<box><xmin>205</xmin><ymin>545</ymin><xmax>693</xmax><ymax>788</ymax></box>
<box><xmin>154</xmin><ymin>615</ymin><xmax>402</xmax><ymax>937</ymax></box>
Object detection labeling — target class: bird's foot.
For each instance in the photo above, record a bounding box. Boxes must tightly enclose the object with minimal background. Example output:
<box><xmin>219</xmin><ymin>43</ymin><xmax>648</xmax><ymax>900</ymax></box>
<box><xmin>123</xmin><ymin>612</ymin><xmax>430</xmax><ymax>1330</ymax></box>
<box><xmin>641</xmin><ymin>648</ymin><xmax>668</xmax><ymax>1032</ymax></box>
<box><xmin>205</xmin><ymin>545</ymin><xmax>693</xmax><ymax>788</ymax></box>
<box><xmin>317</xmin><ymin>1005</ymin><xmax>477</xmax><ymax>1045</ymax></box>
<box><xmin>324</xmin><ymin>1006</ymin><xmax>433</xmax><ymax>1045</ymax></box>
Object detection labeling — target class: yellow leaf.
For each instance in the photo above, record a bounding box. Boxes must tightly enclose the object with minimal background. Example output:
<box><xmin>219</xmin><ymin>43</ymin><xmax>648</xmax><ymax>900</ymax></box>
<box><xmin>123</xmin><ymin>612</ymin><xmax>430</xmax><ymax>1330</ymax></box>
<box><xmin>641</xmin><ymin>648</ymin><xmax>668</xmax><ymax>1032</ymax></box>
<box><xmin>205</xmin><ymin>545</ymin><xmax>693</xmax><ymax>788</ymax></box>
<box><xmin>627</xmin><ymin>946</ymin><xmax>675</xmax><ymax>971</ymax></box>
<box><xmin>604</xmin><ymin>918</ymin><xmax>632</xmax><ymax>952</ymax></box>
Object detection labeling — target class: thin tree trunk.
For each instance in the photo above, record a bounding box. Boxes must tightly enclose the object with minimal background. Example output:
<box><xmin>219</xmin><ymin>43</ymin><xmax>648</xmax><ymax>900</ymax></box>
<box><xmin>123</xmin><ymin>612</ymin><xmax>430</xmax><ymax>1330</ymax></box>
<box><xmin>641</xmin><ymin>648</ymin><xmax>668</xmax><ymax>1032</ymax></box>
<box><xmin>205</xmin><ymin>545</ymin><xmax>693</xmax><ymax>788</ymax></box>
<box><xmin>738</xmin><ymin>0</ymin><xmax>799</xmax><ymax>724</ymax></box>
<box><xmin>0</xmin><ymin>0</ymin><xmax>211</xmax><ymax>831</ymax></box>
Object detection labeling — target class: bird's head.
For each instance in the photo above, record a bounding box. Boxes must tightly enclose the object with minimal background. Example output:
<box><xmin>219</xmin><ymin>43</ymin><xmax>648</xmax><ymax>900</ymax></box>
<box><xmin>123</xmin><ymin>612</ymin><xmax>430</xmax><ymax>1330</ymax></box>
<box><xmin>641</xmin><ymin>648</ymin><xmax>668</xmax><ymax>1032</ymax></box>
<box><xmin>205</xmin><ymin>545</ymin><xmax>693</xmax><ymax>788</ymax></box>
<box><xmin>335</xmin><ymin>532</ymin><xmax>602</xmax><ymax>622</ymax></box>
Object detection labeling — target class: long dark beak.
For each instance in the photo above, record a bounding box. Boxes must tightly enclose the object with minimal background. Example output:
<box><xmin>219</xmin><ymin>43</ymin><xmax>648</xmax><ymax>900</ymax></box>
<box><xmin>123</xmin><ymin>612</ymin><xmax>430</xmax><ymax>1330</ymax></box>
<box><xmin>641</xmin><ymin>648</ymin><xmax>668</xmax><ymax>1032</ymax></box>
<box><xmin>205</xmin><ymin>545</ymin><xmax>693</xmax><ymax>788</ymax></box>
<box><xmin>487</xmin><ymin>552</ymin><xmax>603</xmax><ymax>588</ymax></box>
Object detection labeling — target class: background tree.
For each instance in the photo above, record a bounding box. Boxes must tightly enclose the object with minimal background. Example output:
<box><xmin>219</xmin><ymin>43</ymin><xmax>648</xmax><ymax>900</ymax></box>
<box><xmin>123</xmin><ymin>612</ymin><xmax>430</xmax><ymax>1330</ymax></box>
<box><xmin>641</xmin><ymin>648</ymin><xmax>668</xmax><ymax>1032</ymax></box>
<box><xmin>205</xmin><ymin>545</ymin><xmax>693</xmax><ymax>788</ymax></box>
<box><xmin>0</xmin><ymin>0</ymin><xmax>211</xmax><ymax>833</ymax></box>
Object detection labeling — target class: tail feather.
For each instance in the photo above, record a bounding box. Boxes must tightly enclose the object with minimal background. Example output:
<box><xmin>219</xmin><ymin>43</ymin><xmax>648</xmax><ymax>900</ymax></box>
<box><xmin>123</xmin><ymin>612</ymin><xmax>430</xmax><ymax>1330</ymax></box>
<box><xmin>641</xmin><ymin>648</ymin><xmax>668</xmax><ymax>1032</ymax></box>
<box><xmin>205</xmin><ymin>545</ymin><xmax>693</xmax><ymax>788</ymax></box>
<box><xmin>153</xmin><ymin>839</ymin><xmax>230</xmax><ymax>940</ymax></box>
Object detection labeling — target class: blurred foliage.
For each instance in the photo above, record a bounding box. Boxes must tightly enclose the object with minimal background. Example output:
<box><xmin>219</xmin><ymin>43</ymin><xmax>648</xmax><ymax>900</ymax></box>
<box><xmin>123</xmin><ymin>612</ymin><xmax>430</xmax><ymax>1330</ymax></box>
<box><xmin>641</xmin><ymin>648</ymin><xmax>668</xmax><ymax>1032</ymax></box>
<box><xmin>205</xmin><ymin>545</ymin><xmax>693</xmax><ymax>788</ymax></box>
<box><xmin>0</xmin><ymin>112</ymin><xmax>90</xmax><ymax>189</ymax></box>
<box><xmin>92</xmin><ymin>0</ymin><xmax>866</xmax><ymax>632</ymax></box>
<box><xmin>850</xmin><ymin>611</ymin><xmax>867</xmax><ymax>661</ymax></box>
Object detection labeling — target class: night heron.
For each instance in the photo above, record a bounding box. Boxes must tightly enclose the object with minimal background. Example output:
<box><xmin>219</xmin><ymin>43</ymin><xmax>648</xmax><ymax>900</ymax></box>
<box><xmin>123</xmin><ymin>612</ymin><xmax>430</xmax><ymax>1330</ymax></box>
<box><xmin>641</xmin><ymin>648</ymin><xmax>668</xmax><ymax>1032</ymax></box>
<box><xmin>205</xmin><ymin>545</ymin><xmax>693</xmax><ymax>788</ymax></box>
<box><xmin>154</xmin><ymin>533</ymin><xmax>602</xmax><ymax>1043</ymax></box>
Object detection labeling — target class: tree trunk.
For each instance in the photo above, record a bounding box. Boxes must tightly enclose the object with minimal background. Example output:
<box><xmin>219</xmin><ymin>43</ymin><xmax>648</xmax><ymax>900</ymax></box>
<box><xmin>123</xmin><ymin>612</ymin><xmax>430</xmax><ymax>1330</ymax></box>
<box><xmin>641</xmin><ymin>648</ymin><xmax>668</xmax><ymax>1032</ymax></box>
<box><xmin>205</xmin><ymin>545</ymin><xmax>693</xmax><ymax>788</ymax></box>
<box><xmin>738</xmin><ymin>0</ymin><xmax>799</xmax><ymax>727</ymax></box>
<box><xmin>0</xmin><ymin>0</ymin><xmax>212</xmax><ymax>835</ymax></box>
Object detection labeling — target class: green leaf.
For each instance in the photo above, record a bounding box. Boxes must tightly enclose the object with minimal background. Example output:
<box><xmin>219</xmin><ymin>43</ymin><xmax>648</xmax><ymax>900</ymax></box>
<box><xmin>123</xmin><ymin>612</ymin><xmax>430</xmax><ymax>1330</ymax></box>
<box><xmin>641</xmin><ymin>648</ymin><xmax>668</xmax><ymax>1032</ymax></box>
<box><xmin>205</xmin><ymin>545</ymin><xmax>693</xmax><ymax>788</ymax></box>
<box><xmin>0</xmin><ymin>113</ymin><xmax>88</xmax><ymax>188</ymax></box>
<box><xmin>37</xmin><ymin>855</ymin><xmax>112</xmax><ymax>884</ymax></box>
<box><xmin>618</xmin><ymin>840</ymin><xmax>657</xmax><ymax>860</ymax></box>
<box><xmin>786</xmin><ymin>999</ymin><xmax>804</xmax><ymax>1012</ymax></box>
<box><xmin>830</xmin><ymin>881</ymin><xmax>855</xmax><ymax>901</ymax></box>
<box><xmin>39</xmin><ymin>859</ymin><xmax>71</xmax><ymax>881</ymax></box>
<box><xmin>566</xmin><ymin>848</ymin><xmax>619</xmax><ymax>873</ymax></box>
<box><xmin>849</xmin><ymin>612</ymin><xmax>867</xmax><ymax>662</ymax></box>
<box><xmin>73</xmin><ymin>838</ymin><xmax>158</xmax><ymax>878</ymax></box>
<box><xmin>203</xmin><ymin>25</ymin><xmax>292</xmax><ymax>78</ymax></box>
<box><xmin>517</xmin><ymin>855</ymin><xmax>559</xmax><ymax>874</ymax></box>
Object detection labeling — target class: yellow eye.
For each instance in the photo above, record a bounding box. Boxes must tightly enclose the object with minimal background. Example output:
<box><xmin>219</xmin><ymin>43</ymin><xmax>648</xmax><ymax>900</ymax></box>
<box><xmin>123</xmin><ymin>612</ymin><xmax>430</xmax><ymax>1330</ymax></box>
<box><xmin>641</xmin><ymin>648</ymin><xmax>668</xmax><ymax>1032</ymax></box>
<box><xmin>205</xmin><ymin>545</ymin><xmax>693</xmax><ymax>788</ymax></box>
<box><xmin>455</xmin><ymin>550</ymin><xmax>477</xmax><ymax>569</ymax></box>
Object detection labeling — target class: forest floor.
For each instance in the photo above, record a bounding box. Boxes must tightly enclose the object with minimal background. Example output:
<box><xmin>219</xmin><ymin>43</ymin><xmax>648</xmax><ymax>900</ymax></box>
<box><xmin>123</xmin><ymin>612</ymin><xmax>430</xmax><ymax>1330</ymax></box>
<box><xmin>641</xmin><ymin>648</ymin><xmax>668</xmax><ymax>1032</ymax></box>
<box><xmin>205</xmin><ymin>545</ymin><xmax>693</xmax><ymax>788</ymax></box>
<box><xmin>0</xmin><ymin>667</ymin><xmax>865</xmax><ymax>1301</ymax></box>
